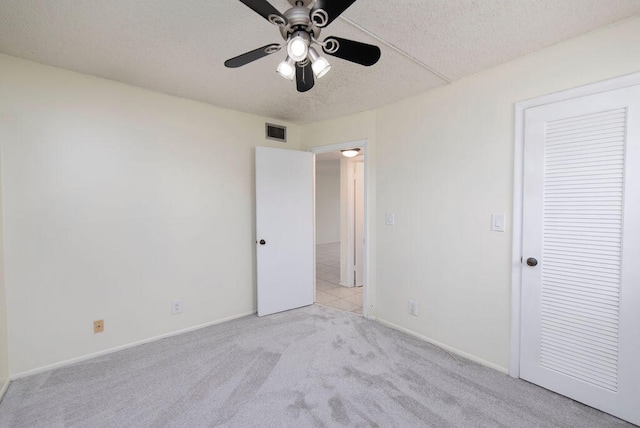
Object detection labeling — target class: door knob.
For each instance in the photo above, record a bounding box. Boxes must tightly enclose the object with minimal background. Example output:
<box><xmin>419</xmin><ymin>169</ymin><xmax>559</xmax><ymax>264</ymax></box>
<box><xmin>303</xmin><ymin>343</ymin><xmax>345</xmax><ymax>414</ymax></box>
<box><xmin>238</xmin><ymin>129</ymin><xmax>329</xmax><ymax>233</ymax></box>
<box><xmin>526</xmin><ymin>257</ymin><xmax>538</xmax><ymax>267</ymax></box>
<box><xmin>259</xmin><ymin>239</ymin><xmax>266</xmax><ymax>245</ymax></box>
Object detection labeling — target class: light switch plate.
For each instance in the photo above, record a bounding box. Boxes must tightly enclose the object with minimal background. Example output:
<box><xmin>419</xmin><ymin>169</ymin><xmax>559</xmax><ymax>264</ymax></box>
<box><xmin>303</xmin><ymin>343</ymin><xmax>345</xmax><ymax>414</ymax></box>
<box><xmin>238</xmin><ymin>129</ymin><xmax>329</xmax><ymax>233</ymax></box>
<box><xmin>386</xmin><ymin>211</ymin><xmax>395</xmax><ymax>225</ymax></box>
<box><xmin>491</xmin><ymin>214</ymin><xmax>505</xmax><ymax>232</ymax></box>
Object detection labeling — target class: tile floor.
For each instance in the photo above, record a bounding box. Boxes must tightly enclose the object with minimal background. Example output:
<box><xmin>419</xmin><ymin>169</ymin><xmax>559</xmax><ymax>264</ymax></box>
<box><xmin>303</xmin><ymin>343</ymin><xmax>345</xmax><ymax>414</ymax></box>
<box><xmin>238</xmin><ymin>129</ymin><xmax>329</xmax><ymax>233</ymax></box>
<box><xmin>315</xmin><ymin>242</ymin><xmax>363</xmax><ymax>314</ymax></box>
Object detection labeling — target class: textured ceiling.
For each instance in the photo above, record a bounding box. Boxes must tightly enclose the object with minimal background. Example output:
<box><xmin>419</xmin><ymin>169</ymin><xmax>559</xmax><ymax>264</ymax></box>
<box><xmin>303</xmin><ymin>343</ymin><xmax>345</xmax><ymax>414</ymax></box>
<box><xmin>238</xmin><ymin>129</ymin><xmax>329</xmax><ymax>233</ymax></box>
<box><xmin>0</xmin><ymin>0</ymin><xmax>638</xmax><ymax>124</ymax></box>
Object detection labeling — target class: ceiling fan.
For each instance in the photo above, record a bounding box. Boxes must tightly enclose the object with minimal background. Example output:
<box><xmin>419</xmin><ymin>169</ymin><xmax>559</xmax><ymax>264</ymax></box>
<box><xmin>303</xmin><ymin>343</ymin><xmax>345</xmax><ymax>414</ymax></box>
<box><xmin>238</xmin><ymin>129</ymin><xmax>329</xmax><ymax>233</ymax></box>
<box><xmin>224</xmin><ymin>0</ymin><xmax>381</xmax><ymax>92</ymax></box>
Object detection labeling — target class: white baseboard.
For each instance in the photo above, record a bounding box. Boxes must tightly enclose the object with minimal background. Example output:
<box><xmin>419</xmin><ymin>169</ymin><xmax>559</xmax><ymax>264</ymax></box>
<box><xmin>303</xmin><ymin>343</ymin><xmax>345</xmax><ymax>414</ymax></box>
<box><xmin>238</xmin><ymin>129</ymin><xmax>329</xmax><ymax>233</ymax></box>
<box><xmin>0</xmin><ymin>378</ymin><xmax>10</xmax><ymax>403</ymax></box>
<box><xmin>376</xmin><ymin>318</ymin><xmax>508</xmax><ymax>374</ymax></box>
<box><xmin>11</xmin><ymin>310</ymin><xmax>256</xmax><ymax>380</ymax></box>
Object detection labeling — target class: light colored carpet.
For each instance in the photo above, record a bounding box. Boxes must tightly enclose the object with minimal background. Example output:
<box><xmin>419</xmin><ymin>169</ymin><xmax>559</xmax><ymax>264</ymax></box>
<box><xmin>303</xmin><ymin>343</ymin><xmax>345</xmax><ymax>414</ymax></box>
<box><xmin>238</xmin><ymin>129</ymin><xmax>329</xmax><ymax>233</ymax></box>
<box><xmin>0</xmin><ymin>305</ymin><xmax>631</xmax><ymax>427</ymax></box>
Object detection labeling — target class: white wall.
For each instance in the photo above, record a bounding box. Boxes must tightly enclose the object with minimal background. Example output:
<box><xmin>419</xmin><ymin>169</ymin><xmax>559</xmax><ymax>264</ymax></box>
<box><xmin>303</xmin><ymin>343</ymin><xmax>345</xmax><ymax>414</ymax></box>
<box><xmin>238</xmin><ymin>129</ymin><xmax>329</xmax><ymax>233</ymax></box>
<box><xmin>0</xmin><ymin>54</ymin><xmax>300</xmax><ymax>375</ymax></box>
<box><xmin>315</xmin><ymin>160</ymin><xmax>340</xmax><ymax>244</ymax></box>
<box><xmin>302</xmin><ymin>17</ymin><xmax>640</xmax><ymax>371</ymax></box>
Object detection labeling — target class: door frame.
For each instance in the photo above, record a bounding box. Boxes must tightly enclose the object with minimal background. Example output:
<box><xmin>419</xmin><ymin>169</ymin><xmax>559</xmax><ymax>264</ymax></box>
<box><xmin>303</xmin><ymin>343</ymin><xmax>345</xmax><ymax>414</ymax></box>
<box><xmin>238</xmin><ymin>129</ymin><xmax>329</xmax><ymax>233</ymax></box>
<box><xmin>353</xmin><ymin>158</ymin><xmax>365</xmax><ymax>287</ymax></box>
<box><xmin>510</xmin><ymin>71</ymin><xmax>640</xmax><ymax>378</ymax></box>
<box><xmin>343</xmin><ymin>156</ymin><xmax>365</xmax><ymax>289</ymax></box>
<box><xmin>310</xmin><ymin>140</ymin><xmax>370</xmax><ymax>318</ymax></box>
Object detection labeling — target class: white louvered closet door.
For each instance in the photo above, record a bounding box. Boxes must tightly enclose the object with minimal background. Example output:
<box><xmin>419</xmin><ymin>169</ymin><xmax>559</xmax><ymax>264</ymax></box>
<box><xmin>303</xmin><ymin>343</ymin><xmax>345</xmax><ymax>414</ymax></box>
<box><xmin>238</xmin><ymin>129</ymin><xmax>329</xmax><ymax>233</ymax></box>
<box><xmin>520</xmin><ymin>84</ymin><xmax>640</xmax><ymax>425</ymax></box>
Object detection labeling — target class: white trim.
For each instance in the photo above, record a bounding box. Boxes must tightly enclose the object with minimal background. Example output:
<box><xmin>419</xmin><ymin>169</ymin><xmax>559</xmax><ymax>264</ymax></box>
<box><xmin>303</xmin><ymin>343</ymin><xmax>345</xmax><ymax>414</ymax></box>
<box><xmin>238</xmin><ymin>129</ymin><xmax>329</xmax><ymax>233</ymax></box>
<box><xmin>346</xmin><ymin>157</ymin><xmax>355</xmax><ymax>288</ymax></box>
<box><xmin>312</xmin><ymin>156</ymin><xmax>317</xmax><ymax>305</ymax></box>
<box><xmin>309</xmin><ymin>140</ymin><xmax>370</xmax><ymax>318</ymax></box>
<box><xmin>377</xmin><ymin>318</ymin><xmax>508</xmax><ymax>374</ymax></box>
<box><xmin>510</xmin><ymin>71</ymin><xmax>640</xmax><ymax>378</ymax></box>
<box><xmin>352</xmin><ymin>158</ymin><xmax>365</xmax><ymax>288</ymax></box>
<box><xmin>0</xmin><ymin>378</ymin><xmax>10</xmax><ymax>403</ymax></box>
<box><xmin>309</xmin><ymin>140</ymin><xmax>367</xmax><ymax>155</ymax></box>
<box><xmin>11</xmin><ymin>310</ymin><xmax>256</xmax><ymax>379</ymax></box>
<box><xmin>339</xmin><ymin>157</ymin><xmax>349</xmax><ymax>287</ymax></box>
<box><xmin>510</xmin><ymin>101</ymin><xmax>525</xmax><ymax>378</ymax></box>
<box><xmin>344</xmin><ymin>156</ymin><xmax>366</xmax><ymax>290</ymax></box>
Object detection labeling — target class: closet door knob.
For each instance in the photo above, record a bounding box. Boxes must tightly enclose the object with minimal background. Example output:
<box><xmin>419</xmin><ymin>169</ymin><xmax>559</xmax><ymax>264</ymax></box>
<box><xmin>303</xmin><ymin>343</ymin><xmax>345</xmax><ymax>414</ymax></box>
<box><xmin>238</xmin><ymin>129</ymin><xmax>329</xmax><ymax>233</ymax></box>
<box><xmin>259</xmin><ymin>239</ymin><xmax>266</xmax><ymax>245</ymax></box>
<box><xmin>526</xmin><ymin>257</ymin><xmax>538</xmax><ymax>267</ymax></box>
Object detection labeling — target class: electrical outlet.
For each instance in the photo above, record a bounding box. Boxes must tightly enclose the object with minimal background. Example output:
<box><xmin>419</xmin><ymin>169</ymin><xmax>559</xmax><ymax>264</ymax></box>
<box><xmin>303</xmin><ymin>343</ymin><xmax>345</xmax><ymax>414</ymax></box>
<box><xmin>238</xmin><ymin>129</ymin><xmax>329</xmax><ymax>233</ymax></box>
<box><xmin>408</xmin><ymin>300</ymin><xmax>418</xmax><ymax>316</ymax></box>
<box><xmin>171</xmin><ymin>299</ymin><xmax>183</xmax><ymax>315</ymax></box>
<box><xmin>94</xmin><ymin>319</ymin><xmax>104</xmax><ymax>333</ymax></box>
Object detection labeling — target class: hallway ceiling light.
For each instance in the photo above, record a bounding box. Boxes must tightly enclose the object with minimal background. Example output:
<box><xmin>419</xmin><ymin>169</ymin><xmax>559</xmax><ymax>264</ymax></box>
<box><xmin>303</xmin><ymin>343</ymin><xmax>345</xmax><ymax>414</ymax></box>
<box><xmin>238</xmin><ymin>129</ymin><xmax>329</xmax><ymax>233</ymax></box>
<box><xmin>341</xmin><ymin>148</ymin><xmax>360</xmax><ymax>158</ymax></box>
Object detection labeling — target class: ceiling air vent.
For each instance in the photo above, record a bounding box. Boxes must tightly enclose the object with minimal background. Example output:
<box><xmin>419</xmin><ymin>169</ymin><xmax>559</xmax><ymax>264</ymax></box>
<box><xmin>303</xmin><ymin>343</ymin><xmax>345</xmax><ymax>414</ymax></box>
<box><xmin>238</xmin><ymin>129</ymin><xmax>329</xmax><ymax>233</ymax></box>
<box><xmin>266</xmin><ymin>123</ymin><xmax>286</xmax><ymax>143</ymax></box>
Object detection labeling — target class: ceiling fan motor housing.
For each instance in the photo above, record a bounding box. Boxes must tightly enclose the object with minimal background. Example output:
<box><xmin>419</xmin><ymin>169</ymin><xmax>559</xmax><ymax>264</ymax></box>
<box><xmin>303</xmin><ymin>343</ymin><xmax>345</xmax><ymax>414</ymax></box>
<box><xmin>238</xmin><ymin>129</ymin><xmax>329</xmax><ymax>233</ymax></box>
<box><xmin>279</xmin><ymin>6</ymin><xmax>321</xmax><ymax>41</ymax></box>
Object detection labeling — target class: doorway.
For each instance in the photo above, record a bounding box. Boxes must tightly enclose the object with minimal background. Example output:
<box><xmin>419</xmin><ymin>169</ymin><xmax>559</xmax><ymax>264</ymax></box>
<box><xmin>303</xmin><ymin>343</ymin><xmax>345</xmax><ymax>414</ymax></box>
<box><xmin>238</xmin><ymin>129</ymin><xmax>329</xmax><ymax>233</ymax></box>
<box><xmin>311</xmin><ymin>141</ymin><xmax>368</xmax><ymax>316</ymax></box>
<box><xmin>511</xmin><ymin>74</ymin><xmax>640</xmax><ymax>425</ymax></box>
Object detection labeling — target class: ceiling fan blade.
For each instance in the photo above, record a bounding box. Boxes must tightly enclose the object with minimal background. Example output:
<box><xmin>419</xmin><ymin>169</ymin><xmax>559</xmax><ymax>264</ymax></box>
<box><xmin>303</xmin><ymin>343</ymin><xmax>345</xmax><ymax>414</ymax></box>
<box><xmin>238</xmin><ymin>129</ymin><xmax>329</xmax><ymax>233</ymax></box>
<box><xmin>310</xmin><ymin>0</ymin><xmax>357</xmax><ymax>27</ymax></box>
<box><xmin>224</xmin><ymin>44</ymin><xmax>280</xmax><ymax>68</ymax></box>
<box><xmin>296</xmin><ymin>62</ymin><xmax>314</xmax><ymax>92</ymax></box>
<box><xmin>322</xmin><ymin>37</ymin><xmax>381</xmax><ymax>66</ymax></box>
<box><xmin>237</xmin><ymin>0</ymin><xmax>288</xmax><ymax>26</ymax></box>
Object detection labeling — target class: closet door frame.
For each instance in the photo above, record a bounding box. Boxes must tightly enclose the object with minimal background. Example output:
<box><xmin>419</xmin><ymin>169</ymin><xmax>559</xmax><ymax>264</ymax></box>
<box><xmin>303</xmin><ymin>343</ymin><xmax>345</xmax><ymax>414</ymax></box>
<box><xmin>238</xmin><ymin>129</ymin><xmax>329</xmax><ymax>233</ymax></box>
<box><xmin>510</xmin><ymin>71</ymin><xmax>640</xmax><ymax>378</ymax></box>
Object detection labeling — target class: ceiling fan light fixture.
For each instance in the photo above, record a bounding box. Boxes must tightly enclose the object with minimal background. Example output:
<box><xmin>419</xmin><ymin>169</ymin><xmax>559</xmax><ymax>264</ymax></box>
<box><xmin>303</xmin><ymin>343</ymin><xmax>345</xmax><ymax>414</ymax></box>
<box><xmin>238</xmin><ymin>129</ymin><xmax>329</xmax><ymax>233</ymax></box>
<box><xmin>287</xmin><ymin>31</ymin><xmax>310</xmax><ymax>62</ymax></box>
<box><xmin>224</xmin><ymin>0</ymin><xmax>382</xmax><ymax>93</ymax></box>
<box><xmin>276</xmin><ymin>56</ymin><xmax>296</xmax><ymax>81</ymax></box>
<box><xmin>308</xmin><ymin>47</ymin><xmax>331</xmax><ymax>78</ymax></box>
<box><xmin>341</xmin><ymin>148</ymin><xmax>360</xmax><ymax>158</ymax></box>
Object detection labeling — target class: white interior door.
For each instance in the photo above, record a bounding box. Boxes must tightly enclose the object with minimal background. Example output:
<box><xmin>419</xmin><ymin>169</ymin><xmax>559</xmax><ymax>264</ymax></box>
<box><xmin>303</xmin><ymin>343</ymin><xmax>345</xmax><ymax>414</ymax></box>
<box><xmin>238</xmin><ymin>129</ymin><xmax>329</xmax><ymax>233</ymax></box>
<box><xmin>520</xmin><ymin>85</ymin><xmax>640</xmax><ymax>425</ymax></box>
<box><xmin>255</xmin><ymin>146</ymin><xmax>314</xmax><ymax>317</ymax></box>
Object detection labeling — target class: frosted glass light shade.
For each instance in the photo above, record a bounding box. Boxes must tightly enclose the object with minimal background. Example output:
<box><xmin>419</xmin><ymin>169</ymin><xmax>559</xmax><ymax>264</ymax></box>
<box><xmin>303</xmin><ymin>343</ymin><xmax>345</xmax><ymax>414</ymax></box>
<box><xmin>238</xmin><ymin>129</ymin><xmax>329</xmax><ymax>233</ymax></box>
<box><xmin>287</xmin><ymin>35</ymin><xmax>309</xmax><ymax>62</ymax></box>
<box><xmin>276</xmin><ymin>57</ymin><xmax>295</xmax><ymax>81</ymax></box>
<box><xmin>341</xmin><ymin>148</ymin><xmax>360</xmax><ymax>158</ymax></box>
<box><xmin>309</xmin><ymin>47</ymin><xmax>331</xmax><ymax>78</ymax></box>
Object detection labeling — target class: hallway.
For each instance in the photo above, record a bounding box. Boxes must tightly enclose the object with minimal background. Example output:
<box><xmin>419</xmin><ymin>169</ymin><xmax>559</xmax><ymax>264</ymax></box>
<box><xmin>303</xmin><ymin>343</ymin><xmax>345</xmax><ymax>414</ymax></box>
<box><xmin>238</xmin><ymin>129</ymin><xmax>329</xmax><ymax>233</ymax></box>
<box><xmin>315</xmin><ymin>242</ymin><xmax>362</xmax><ymax>314</ymax></box>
